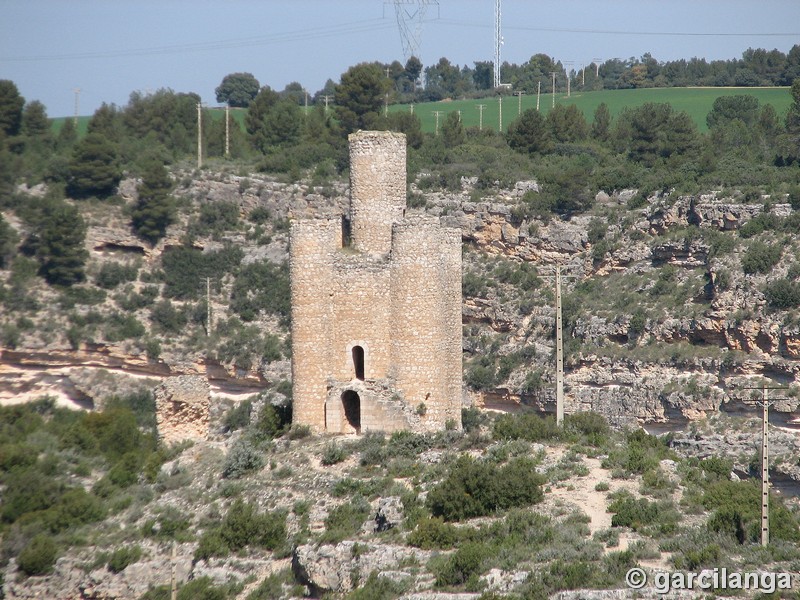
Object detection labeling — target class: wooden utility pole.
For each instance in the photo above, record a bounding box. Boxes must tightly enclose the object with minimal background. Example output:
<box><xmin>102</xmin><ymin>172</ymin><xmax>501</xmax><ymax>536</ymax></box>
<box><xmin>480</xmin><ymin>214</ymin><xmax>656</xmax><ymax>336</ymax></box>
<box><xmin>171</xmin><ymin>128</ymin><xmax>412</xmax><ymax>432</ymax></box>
<box><xmin>224</xmin><ymin>105</ymin><xmax>230</xmax><ymax>158</ymax></box>
<box><xmin>550</xmin><ymin>71</ymin><xmax>556</xmax><ymax>108</ymax></box>
<box><xmin>536</xmin><ymin>81</ymin><xmax>541</xmax><ymax>111</ymax></box>
<box><xmin>196</xmin><ymin>102</ymin><xmax>203</xmax><ymax>169</ymax></box>
<box><xmin>432</xmin><ymin>110</ymin><xmax>444</xmax><ymax>135</ymax></box>
<box><xmin>477</xmin><ymin>104</ymin><xmax>486</xmax><ymax>130</ymax></box>
<box><xmin>514</xmin><ymin>91</ymin><xmax>524</xmax><ymax>116</ymax></box>
<box><xmin>498</xmin><ymin>95</ymin><xmax>502</xmax><ymax>132</ymax></box>
<box><xmin>322</xmin><ymin>95</ymin><xmax>332</xmax><ymax>114</ymax></box>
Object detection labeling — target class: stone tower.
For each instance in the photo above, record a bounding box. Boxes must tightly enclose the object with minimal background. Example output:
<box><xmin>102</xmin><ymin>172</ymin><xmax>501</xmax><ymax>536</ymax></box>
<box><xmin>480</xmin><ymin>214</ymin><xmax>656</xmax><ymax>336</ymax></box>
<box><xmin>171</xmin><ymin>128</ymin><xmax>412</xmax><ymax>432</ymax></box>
<box><xmin>290</xmin><ymin>131</ymin><xmax>462</xmax><ymax>433</ymax></box>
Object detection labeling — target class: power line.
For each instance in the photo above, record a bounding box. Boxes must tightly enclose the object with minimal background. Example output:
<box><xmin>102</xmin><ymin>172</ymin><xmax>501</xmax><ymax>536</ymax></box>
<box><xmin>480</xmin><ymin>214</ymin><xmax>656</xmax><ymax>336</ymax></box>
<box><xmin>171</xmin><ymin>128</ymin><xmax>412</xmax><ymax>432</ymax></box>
<box><xmin>435</xmin><ymin>18</ymin><xmax>799</xmax><ymax>38</ymax></box>
<box><xmin>1</xmin><ymin>18</ymin><xmax>394</xmax><ymax>62</ymax></box>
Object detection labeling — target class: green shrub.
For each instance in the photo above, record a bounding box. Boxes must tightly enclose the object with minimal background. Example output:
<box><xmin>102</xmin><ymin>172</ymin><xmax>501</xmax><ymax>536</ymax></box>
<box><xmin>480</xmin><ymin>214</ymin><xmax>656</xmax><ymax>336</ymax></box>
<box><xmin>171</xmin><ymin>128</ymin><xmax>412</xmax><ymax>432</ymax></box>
<box><xmin>702</xmin><ymin>480</ymin><xmax>800</xmax><ymax>543</ymax></box>
<box><xmin>563</xmin><ymin>412</ymin><xmax>610</xmax><ymax>447</ymax></box>
<box><xmin>427</xmin><ymin>456</ymin><xmax>544</xmax><ymax>521</ymax></box>
<box><xmin>95</xmin><ymin>262</ymin><xmax>138</xmax><ymax>289</ymax></box>
<box><xmin>608</xmin><ymin>493</ymin><xmax>659</xmax><ymax>530</ymax></box>
<box><xmin>194</xmin><ymin>529</ymin><xmax>230</xmax><ymax>561</ymax></box>
<box><xmin>229</xmin><ymin>260</ymin><xmax>291</xmax><ymax>324</ymax></box>
<box><xmin>253</xmin><ymin>401</ymin><xmax>291</xmax><ymax>440</ymax></box>
<box><xmin>321</xmin><ymin>496</ymin><xmax>371</xmax><ymax>544</ymax></box>
<box><xmin>17</xmin><ymin>534</ymin><xmax>58</xmax><ymax>576</ymax></box>
<box><xmin>176</xmin><ymin>576</ymin><xmax>228</xmax><ymax>600</ymax></box>
<box><xmin>104</xmin><ymin>312</ymin><xmax>146</xmax><ymax>342</ymax></box>
<box><xmin>742</xmin><ymin>240</ymin><xmax>781</xmax><ymax>275</ymax></box>
<box><xmin>222</xmin><ymin>438</ymin><xmax>264</xmax><ymax>479</ymax></box>
<box><xmin>107</xmin><ymin>545</ymin><xmax>142</xmax><ymax>573</ymax></box>
<box><xmin>492</xmin><ymin>412</ymin><xmax>560</xmax><ymax>442</ymax></box>
<box><xmin>433</xmin><ymin>542</ymin><xmax>491</xmax><ymax>587</ymax></box>
<box><xmin>149</xmin><ymin>300</ymin><xmax>188</xmax><ymax>333</ymax></box>
<box><xmin>460</xmin><ymin>407</ymin><xmax>487</xmax><ymax>433</ymax></box>
<box><xmin>321</xmin><ymin>442</ymin><xmax>349</xmax><ymax>466</ymax></box>
<box><xmin>763</xmin><ymin>278</ymin><xmax>800</xmax><ymax>309</ymax></box>
<box><xmin>348</xmin><ymin>571</ymin><xmax>408</xmax><ymax>600</ymax></box>
<box><xmin>407</xmin><ymin>517</ymin><xmax>463</xmax><ymax>549</ymax></box>
<box><xmin>190</xmin><ymin>201</ymin><xmax>241</xmax><ymax>237</ymax></box>
<box><xmin>220</xmin><ymin>499</ymin><xmax>286</xmax><ymax>551</ymax></box>
<box><xmin>223</xmin><ymin>400</ymin><xmax>252</xmax><ymax>432</ymax></box>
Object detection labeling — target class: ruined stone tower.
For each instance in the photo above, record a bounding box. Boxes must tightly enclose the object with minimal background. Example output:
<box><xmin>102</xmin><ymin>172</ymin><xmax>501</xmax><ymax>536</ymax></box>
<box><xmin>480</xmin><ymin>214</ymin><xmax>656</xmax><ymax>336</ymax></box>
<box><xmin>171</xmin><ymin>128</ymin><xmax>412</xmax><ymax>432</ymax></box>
<box><xmin>290</xmin><ymin>131</ymin><xmax>462</xmax><ymax>433</ymax></box>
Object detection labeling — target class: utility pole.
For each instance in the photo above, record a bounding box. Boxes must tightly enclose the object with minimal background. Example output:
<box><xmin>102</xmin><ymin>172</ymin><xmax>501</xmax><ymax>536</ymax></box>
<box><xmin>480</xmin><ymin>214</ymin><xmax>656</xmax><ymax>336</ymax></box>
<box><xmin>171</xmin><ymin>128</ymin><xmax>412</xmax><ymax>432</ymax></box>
<box><xmin>322</xmin><ymin>95</ymin><xmax>332</xmax><ymax>114</ymax></box>
<box><xmin>170</xmin><ymin>543</ymin><xmax>177</xmax><ymax>600</ymax></box>
<box><xmin>73</xmin><ymin>88</ymin><xmax>81</xmax><ymax>126</ymax></box>
<box><xmin>477</xmin><ymin>104</ymin><xmax>486</xmax><ymax>130</ymax></box>
<box><xmin>593</xmin><ymin>58</ymin><xmax>602</xmax><ymax>78</ymax></box>
<box><xmin>581</xmin><ymin>64</ymin><xmax>585</xmax><ymax>86</ymax></box>
<box><xmin>550</xmin><ymin>71</ymin><xmax>556</xmax><ymax>108</ymax></box>
<box><xmin>206</xmin><ymin>277</ymin><xmax>212</xmax><ymax>335</ymax></box>
<box><xmin>740</xmin><ymin>383</ymin><xmax>789</xmax><ymax>546</ymax></box>
<box><xmin>224</xmin><ymin>105</ymin><xmax>230</xmax><ymax>158</ymax></box>
<box><xmin>555</xmin><ymin>266</ymin><xmax>564</xmax><ymax>424</ymax></box>
<box><xmin>196</xmin><ymin>102</ymin><xmax>203</xmax><ymax>169</ymax></box>
<box><xmin>514</xmin><ymin>91</ymin><xmax>524</xmax><ymax>116</ymax></box>
<box><xmin>385</xmin><ymin>93</ymin><xmax>389</xmax><ymax>117</ymax></box>
<box><xmin>498</xmin><ymin>95</ymin><xmax>502</xmax><ymax>132</ymax></box>
<box><xmin>564</xmin><ymin>62</ymin><xmax>573</xmax><ymax>98</ymax></box>
<box><xmin>432</xmin><ymin>110</ymin><xmax>444</xmax><ymax>135</ymax></box>
<box><xmin>410</xmin><ymin>103</ymin><xmax>415</xmax><ymax>115</ymax></box>
<box><xmin>536</xmin><ymin>81</ymin><xmax>541</xmax><ymax>111</ymax></box>
<box><xmin>304</xmin><ymin>89</ymin><xmax>309</xmax><ymax>115</ymax></box>
<box><xmin>540</xmin><ymin>265</ymin><xmax>579</xmax><ymax>426</ymax></box>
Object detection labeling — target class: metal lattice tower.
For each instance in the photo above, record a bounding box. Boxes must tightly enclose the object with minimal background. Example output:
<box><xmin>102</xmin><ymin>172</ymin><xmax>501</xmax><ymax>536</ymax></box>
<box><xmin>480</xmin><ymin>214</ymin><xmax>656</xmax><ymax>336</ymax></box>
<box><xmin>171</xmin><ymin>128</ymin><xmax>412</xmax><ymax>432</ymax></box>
<box><xmin>494</xmin><ymin>0</ymin><xmax>502</xmax><ymax>88</ymax></box>
<box><xmin>391</xmin><ymin>0</ymin><xmax>439</xmax><ymax>59</ymax></box>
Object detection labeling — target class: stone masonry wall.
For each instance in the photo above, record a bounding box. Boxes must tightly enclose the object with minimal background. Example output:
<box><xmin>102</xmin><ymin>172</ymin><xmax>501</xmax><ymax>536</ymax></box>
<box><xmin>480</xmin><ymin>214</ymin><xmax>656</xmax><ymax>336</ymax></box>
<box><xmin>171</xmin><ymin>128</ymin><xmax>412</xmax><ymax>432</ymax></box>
<box><xmin>349</xmin><ymin>131</ymin><xmax>406</xmax><ymax>256</ymax></box>
<box><xmin>290</xmin><ymin>131</ymin><xmax>462</xmax><ymax>433</ymax></box>
<box><xmin>289</xmin><ymin>219</ymin><xmax>339</xmax><ymax>430</ymax></box>
<box><xmin>155</xmin><ymin>375</ymin><xmax>210</xmax><ymax>444</ymax></box>
<box><xmin>390</xmin><ymin>217</ymin><xmax>462</xmax><ymax>430</ymax></box>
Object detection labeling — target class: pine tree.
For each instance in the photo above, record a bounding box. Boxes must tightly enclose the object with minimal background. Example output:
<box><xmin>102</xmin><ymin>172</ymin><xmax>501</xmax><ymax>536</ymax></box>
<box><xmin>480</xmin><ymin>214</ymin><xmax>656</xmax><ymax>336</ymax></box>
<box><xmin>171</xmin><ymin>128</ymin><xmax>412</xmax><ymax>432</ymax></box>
<box><xmin>131</xmin><ymin>159</ymin><xmax>175</xmax><ymax>244</ymax></box>
<box><xmin>66</xmin><ymin>132</ymin><xmax>121</xmax><ymax>198</ymax></box>
<box><xmin>36</xmin><ymin>201</ymin><xmax>88</xmax><ymax>286</ymax></box>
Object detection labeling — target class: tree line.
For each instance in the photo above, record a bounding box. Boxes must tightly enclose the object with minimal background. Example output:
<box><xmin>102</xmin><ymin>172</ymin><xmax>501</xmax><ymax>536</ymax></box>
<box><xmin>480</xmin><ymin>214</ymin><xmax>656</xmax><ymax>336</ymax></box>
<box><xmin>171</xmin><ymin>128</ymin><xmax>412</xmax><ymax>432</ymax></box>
<box><xmin>215</xmin><ymin>46</ymin><xmax>800</xmax><ymax>107</ymax></box>
<box><xmin>0</xmin><ymin>50</ymin><xmax>799</xmax><ymax>289</ymax></box>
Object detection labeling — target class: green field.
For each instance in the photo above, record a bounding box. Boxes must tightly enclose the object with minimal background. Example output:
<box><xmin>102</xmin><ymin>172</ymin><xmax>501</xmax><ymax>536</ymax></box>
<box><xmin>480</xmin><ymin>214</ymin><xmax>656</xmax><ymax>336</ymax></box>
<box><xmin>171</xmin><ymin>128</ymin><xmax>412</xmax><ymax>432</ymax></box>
<box><xmin>391</xmin><ymin>87</ymin><xmax>793</xmax><ymax>134</ymax></box>
<box><xmin>52</xmin><ymin>87</ymin><xmax>793</xmax><ymax>138</ymax></box>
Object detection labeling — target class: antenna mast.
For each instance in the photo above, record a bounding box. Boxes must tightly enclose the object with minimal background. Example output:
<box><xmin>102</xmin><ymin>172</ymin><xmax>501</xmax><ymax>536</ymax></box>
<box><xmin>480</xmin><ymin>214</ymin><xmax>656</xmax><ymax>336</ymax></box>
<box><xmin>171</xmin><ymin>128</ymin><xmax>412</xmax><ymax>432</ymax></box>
<box><xmin>391</xmin><ymin>0</ymin><xmax>439</xmax><ymax>59</ymax></box>
<box><xmin>494</xmin><ymin>0</ymin><xmax>502</xmax><ymax>88</ymax></box>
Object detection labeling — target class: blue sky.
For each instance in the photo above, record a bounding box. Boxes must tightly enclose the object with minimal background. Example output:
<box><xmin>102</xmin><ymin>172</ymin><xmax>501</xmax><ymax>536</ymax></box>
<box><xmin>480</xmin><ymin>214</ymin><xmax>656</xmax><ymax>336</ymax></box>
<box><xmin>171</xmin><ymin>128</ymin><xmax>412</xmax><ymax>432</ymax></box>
<box><xmin>1</xmin><ymin>0</ymin><xmax>799</xmax><ymax>117</ymax></box>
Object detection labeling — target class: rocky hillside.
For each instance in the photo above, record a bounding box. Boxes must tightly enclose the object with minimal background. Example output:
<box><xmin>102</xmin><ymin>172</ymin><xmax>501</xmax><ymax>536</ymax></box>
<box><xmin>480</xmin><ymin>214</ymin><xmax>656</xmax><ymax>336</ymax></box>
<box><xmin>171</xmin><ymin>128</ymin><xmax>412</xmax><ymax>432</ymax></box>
<box><xmin>2</xmin><ymin>398</ymin><xmax>799</xmax><ymax>600</ymax></box>
<box><xmin>3</xmin><ymin>165</ymin><xmax>800</xmax><ymax>599</ymax></box>
<box><xmin>3</xmin><ymin>167</ymin><xmax>800</xmax><ymax>432</ymax></box>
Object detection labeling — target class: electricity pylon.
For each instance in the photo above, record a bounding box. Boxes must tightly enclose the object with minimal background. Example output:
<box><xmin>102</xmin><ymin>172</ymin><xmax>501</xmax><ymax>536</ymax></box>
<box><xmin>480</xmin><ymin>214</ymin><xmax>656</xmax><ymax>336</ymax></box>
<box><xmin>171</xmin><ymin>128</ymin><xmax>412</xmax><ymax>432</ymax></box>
<box><xmin>391</xmin><ymin>1</ymin><xmax>439</xmax><ymax>59</ymax></box>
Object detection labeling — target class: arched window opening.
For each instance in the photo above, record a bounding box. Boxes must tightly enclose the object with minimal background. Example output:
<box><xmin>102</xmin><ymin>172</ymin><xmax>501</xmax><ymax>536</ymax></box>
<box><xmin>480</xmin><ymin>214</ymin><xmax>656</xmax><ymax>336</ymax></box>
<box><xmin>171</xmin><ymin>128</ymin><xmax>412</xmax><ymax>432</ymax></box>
<box><xmin>341</xmin><ymin>390</ymin><xmax>361</xmax><ymax>433</ymax></box>
<box><xmin>352</xmin><ymin>345</ymin><xmax>365</xmax><ymax>380</ymax></box>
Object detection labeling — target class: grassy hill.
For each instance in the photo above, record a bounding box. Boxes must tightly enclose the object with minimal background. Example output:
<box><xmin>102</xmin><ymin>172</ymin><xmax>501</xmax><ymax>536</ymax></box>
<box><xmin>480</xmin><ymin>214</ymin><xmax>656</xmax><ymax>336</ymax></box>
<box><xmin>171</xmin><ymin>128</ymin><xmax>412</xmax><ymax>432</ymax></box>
<box><xmin>390</xmin><ymin>87</ymin><xmax>793</xmax><ymax>134</ymax></box>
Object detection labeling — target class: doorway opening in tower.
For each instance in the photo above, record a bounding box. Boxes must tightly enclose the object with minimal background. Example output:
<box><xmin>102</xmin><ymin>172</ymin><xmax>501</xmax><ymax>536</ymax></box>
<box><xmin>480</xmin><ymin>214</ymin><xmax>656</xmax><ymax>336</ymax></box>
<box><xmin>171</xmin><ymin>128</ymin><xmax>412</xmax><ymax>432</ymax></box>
<box><xmin>342</xmin><ymin>390</ymin><xmax>361</xmax><ymax>432</ymax></box>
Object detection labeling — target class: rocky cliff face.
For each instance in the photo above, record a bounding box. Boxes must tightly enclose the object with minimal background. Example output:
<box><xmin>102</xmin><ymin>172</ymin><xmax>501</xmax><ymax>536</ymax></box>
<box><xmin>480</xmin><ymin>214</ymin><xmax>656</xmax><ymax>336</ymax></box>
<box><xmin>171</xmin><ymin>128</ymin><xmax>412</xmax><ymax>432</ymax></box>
<box><xmin>3</xmin><ymin>172</ymin><xmax>800</xmax><ymax>436</ymax></box>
